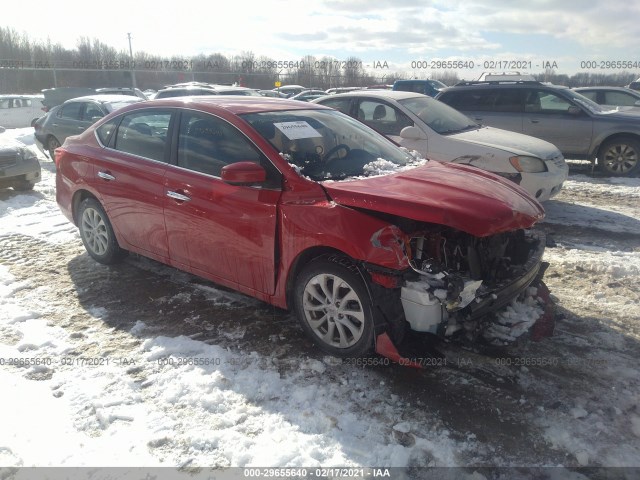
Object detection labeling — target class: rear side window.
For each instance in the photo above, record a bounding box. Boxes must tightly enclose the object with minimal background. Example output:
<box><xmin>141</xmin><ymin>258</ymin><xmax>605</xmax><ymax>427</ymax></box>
<box><xmin>440</xmin><ymin>89</ymin><xmax>523</xmax><ymax>112</ymax></box>
<box><xmin>112</xmin><ymin>111</ymin><xmax>172</xmax><ymax>162</ymax></box>
<box><xmin>525</xmin><ymin>90</ymin><xmax>572</xmax><ymax>113</ymax></box>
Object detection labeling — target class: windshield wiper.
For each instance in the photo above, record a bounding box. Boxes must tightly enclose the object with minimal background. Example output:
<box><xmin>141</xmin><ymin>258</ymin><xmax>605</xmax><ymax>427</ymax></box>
<box><xmin>440</xmin><ymin>124</ymin><xmax>480</xmax><ymax>135</ymax></box>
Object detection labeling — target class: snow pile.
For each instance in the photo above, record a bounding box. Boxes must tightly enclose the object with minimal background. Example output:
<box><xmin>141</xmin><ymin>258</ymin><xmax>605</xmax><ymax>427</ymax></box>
<box><xmin>482</xmin><ymin>287</ymin><xmax>544</xmax><ymax>344</ymax></box>
<box><xmin>545</xmin><ymin>246</ymin><xmax>640</xmax><ymax>279</ymax></box>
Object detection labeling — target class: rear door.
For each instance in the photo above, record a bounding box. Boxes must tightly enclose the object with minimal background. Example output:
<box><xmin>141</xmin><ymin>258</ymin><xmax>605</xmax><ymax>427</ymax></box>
<box><xmin>91</xmin><ymin>109</ymin><xmax>173</xmax><ymax>259</ymax></box>
<box><xmin>440</xmin><ymin>88</ymin><xmax>525</xmax><ymax>132</ymax></box>
<box><xmin>163</xmin><ymin>110</ymin><xmax>282</xmax><ymax>294</ymax></box>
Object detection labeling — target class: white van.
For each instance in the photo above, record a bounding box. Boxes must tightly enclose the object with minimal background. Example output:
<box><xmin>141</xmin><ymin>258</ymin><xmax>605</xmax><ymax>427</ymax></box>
<box><xmin>0</xmin><ymin>95</ymin><xmax>44</xmax><ymax>128</ymax></box>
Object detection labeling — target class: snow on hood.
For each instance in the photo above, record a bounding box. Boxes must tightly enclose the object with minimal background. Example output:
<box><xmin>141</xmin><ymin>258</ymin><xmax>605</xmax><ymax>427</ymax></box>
<box><xmin>452</xmin><ymin>126</ymin><xmax>561</xmax><ymax>159</ymax></box>
<box><xmin>322</xmin><ymin>161</ymin><xmax>544</xmax><ymax>237</ymax></box>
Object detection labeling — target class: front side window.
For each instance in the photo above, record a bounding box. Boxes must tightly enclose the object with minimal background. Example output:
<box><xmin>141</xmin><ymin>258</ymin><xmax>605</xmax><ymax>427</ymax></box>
<box><xmin>177</xmin><ymin>111</ymin><xmax>280</xmax><ymax>187</ymax></box>
<box><xmin>525</xmin><ymin>90</ymin><xmax>573</xmax><ymax>113</ymax></box>
<box><xmin>83</xmin><ymin>103</ymin><xmax>104</xmax><ymax>121</ymax></box>
<box><xmin>59</xmin><ymin>102</ymin><xmax>83</xmax><ymax>120</ymax></box>
<box><xmin>604</xmin><ymin>91</ymin><xmax>638</xmax><ymax>106</ymax></box>
<box><xmin>113</xmin><ymin>111</ymin><xmax>172</xmax><ymax>162</ymax></box>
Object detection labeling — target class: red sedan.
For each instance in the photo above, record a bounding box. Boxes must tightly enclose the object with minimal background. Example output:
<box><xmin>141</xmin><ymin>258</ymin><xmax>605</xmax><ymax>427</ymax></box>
<box><xmin>56</xmin><ymin>97</ymin><xmax>547</xmax><ymax>358</ymax></box>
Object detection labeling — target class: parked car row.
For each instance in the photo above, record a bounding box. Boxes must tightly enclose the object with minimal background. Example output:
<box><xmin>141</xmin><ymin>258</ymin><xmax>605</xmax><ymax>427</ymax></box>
<box><xmin>34</xmin><ymin>95</ymin><xmax>144</xmax><ymax>158</ymax></box>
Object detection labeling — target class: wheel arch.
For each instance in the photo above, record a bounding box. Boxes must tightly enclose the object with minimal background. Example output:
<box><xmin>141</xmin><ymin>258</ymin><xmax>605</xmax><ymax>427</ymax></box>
<box><xmin>71</xmin><ymin>189</ymin><xmax>101</xmax><ymax>226</ymax></box>
<box><xmin>593</xmin><ymin>132</ymin><xmax>640</xmax><ymax>160</ymax></box>
<box><xmin>285</xmin><ymin>246</ymin><xmax>358</xmax><ymax>311</ymax></box>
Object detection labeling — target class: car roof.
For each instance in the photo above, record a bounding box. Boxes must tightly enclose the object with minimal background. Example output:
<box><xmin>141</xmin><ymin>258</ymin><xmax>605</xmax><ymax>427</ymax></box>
<box><xmin>573</xmin><ymin>86</ymin><xmax>638</xmax><ymax>92</ymax></box>
<box><xmin>145</xmin><ymin>96</ymin><xmax>332</xmax><ymax>114</ymax></box>
<box><xmin>316</xmin><ymin>90</ymin><xmax>425</xmax><ymax>100</ymax></box>
<box><xmin>64</xmin><ymin>95</ymin><xmax>143</xmax><ymax>104</ymax></box>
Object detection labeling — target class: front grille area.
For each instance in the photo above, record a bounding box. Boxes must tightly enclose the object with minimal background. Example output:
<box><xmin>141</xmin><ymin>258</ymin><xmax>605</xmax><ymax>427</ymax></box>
<box><xmin>0</xmin><ymin>155</ymin><xmax>18</xmax><ymax>168</ymax></box>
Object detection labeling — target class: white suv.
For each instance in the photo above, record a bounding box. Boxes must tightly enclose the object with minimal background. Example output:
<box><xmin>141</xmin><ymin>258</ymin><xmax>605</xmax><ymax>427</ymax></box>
<box><xmin>0</xmin><ymin>95</ymin><xmax>44</xmax><ymax>128</ymax></box>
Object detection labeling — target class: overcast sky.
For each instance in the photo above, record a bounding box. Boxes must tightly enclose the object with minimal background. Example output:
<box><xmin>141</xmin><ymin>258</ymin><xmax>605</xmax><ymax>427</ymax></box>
<box><xmin>3</xmin><ymin>0</ymin><xmax>639</xmax><ymax>78</ymax></box>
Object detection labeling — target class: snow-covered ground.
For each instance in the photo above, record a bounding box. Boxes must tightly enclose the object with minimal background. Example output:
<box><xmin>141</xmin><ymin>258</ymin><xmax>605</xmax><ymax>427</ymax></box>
<box><xmin>1</xmin><ymin>129</ymin><xmax>639</xmax><ymax>477</ymax></box>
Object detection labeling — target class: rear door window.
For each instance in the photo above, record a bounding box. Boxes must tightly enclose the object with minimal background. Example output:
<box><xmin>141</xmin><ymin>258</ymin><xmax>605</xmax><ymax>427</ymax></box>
<box><xmin>112</xmin><ymin>111</ymin><xmax>172</xmax><ymax>162</ymax></box>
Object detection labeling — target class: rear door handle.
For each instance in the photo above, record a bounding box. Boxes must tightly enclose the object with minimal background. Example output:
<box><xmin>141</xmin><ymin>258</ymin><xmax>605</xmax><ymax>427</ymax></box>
<box><xmin>97</xmin><ymin>171</ymin><xmax>115</xmax><ymax>181</ymax></box>
<box><xmin>530</xmin><ymin>119</ymin><xmax>540</xmax><ymax>124</ymax></box>
<box><xmin>166</xmin><ymin>190</ymin><xmax>191</xmax><ymax>202</ymax></box>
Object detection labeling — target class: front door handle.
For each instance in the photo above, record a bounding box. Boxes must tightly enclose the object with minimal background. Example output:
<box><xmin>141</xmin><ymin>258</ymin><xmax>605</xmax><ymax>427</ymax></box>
<box><xmin>530</xmin><ymin>119</ymin><xmax>540</xmax><ymax>124</ymax></box>
<box><xmin>97</xmin><ymin>171</ymin><xmax>115</xmax><ymax>181</ymax></box>
<box><xmin>166</xmin><ymin>190</ymin><xmax>191</xmax><ymax>202</ymax></box>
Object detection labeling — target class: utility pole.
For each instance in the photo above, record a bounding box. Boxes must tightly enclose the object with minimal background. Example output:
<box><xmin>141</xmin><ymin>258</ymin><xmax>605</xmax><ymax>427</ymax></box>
<box><xmin>127</xmin><ymin>32</ymin><xmax>137</xmax><ymax>89</ymax></box>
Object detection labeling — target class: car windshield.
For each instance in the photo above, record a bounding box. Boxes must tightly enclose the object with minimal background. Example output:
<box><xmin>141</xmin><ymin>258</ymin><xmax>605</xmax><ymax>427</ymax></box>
<box><xmin>398</xmin><ymin>96</ymin><xmax>479</xmax><ymax>134</ymax></box>
<box><xmin>241</xmin><ymin>109</ymin><xmax>420</xmax><ymax>181</ymax></box>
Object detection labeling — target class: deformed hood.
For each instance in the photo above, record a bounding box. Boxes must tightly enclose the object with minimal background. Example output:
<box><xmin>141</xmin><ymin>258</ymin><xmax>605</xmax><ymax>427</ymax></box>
<box><xmin>322</xmin><ymin>162</ymin><xmax>544</xmax><ymax>237</ymax></box>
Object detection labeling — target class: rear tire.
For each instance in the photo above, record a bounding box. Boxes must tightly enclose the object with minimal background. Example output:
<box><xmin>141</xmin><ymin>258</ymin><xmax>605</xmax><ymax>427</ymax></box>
<box><xmin>293</xmin><ymin>255</ymin><xmax>375</xmax><ymax>357</ymax></box>
<box><xmin>47</xmin><ymin>136</ymin><xmax>61</xmax><ymax>160</ymax></box>
<box><xmin>598</xmin><ymin>137</ymin><xmax>640</xmax><ymax>176</ymax></box>
<box><xmin>77</xmin><ymin>198</ymin><xmax>127</xmax><ymax>264</ymax></box>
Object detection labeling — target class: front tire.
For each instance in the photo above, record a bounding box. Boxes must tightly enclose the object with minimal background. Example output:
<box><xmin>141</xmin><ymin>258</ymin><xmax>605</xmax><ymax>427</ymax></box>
<box><xmin>293</xmin><ymin>256</ymin><xmax>375</xmax><ymax>357</ymax></box>
<box><xmin>598</xmin><ymin>137</ymin><xmax>640</xmax><ymax>176</ymax></box>
<box><xmin>13</xmin><ymin>181</ymin><xmax>35</xmax><ymax>191</ymax></box>
<box><xmin>77</xmin><ymin>198</ymin><xmax>127</xmax><ymax>264</ymax></box>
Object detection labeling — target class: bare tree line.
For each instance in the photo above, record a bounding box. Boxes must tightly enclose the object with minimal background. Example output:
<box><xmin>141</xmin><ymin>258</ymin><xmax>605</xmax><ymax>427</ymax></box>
<box><xmin>0</xmin><ymin>27</ymin><xmax>637</xmax><ymax>93</ymax></box>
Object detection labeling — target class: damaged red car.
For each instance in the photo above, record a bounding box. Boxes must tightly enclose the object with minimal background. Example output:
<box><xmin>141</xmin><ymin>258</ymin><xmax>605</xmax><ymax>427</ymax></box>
<box><xmin>56</xmin><ymin>97</ymin><xmax>548</xmax><ymax>358</ymax></box>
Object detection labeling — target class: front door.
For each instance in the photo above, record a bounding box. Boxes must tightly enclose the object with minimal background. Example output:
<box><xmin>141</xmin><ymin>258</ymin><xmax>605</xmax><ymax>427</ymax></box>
<box><xmin>163</xmin><ymin>111</ymin><xmax>281</xmax><ymax>294</ymax></box>
<box><xmin>522</xmin><ymin>89</ymin><xmax>593</xmax><ymax>156</ymax></box>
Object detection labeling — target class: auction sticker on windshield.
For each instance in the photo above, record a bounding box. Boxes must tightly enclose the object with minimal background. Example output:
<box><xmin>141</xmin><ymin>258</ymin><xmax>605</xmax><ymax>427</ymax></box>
<box><xmin>274</xmin><ymin>121</ymin><xmax>322</xmax><ymax>140</ymax></box>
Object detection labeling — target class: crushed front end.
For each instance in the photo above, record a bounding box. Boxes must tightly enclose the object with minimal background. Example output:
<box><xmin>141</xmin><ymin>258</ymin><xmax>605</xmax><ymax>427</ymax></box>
<box><xmin>367</xmin><ymin>222</ymin><xmax>551</xmax><ymax>352</ymax></box>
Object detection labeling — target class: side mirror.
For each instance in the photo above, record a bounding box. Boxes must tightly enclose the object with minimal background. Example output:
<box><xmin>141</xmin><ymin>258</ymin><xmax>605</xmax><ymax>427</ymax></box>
<box><xmin>400</xmin><ymin>125</ymin><xmax>427</xmax><ymax>140</ymax></box>
<box><xmin>568</xmin><ymin>106</ymin><xmax>582</xmax><ymax>115</ymax></box>
<box><xmin>634</xmin><ymin>100</ymin><xmax>640</xmax><ymax>107</ymax></box>
<box><xmin>221</xmin><ymin>161</ymin><xmax>266</xmax><ymax>185</ymax></box>
<box><xmin>0</xmin><ymin>126</ymin><xmax>5</xmax><ymax>134</ymax></box>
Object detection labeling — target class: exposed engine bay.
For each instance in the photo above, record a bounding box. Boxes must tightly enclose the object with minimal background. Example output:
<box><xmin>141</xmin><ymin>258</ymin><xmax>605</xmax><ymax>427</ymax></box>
<box><xmin>394</xmin><ymin>223</ymin><xmax>546</xmax><ymax>342</ymax></box>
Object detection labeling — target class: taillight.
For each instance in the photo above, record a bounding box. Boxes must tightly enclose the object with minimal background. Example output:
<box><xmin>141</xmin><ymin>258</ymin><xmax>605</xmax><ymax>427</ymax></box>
<box><xmin>53</xmin><ymin>147</ymin><xmax>63</xmax><ymax>168</ymax></box>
